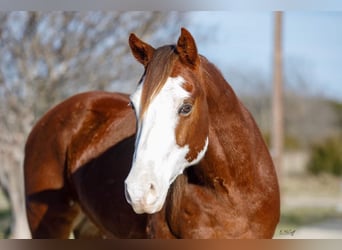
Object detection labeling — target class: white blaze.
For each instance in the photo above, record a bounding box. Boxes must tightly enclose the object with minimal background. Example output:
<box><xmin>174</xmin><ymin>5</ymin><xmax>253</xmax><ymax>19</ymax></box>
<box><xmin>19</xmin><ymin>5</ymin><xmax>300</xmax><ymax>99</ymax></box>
<box><xmin>125</xmin><ymin>76</ymin><xmax>208</xmax><ymax>214</ymax></box>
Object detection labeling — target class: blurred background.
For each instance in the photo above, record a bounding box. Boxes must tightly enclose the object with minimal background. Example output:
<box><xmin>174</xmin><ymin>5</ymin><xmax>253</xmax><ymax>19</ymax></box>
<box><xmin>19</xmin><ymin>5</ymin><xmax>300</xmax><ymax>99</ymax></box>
<box><xmin>0</xmin><ymin>11</ymin><xmax>341</xmax><ymax>239</ymax></box>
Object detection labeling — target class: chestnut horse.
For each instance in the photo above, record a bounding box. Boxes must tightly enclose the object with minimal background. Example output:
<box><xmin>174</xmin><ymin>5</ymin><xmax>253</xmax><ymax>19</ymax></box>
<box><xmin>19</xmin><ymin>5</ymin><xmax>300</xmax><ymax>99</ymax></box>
<box><xmin>24</xmin><ymin>28</ymin><xmax>280</xmax><ymax>238</ymax></box>
<box><xmin>24</xmin><ymin>91</ymin><xmax>143</xmax><ymax>238</ymax></box>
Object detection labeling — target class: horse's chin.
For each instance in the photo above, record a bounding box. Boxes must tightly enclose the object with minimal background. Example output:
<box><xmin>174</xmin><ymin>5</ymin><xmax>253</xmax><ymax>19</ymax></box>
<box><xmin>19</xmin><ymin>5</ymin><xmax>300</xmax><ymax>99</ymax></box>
<box><xmin>131</xmin><ymin>202</ymin><xmax>164</xmax><ymax>215</ymax></box>
<box><xmin>130</xmin><ymin>190</ymin><xmax>167</xmax><ymax>214</ymax></box>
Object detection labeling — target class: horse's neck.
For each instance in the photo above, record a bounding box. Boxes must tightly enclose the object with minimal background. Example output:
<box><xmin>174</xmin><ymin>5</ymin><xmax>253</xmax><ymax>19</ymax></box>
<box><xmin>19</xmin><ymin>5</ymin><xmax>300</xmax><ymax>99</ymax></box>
<box><xmin>194</xmin><ymin>60</ymin><xmax>261</xmax><ymax>190</ymax></box>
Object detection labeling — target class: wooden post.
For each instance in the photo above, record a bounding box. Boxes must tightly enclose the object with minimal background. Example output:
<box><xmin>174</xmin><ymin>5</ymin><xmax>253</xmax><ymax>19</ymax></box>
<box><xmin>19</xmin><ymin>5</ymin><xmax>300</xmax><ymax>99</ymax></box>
<box><xmin>272</xmin><ymin>12</ymin><xmax>284</xmax><ymax>177</ymax></box>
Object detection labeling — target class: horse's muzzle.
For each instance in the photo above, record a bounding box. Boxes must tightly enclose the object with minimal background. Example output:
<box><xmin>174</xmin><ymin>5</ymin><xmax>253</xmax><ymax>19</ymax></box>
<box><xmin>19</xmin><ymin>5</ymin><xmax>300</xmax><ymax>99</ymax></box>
<box><xmin>124</xmin><ymin>179</ymin><xmax>164</xmax><ymax>214</ymax></box>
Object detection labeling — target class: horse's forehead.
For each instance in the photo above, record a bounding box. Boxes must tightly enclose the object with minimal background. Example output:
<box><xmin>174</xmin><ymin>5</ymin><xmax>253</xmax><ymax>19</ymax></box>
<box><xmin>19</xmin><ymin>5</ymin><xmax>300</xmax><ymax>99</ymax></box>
<box><xmin>143</xmin><ymin>76</ymin><xmax>188</xmax><ymax>110</ymax></box>
<box><xmin>170</xmin><ymin>62</ymin><xmax>196</xmax><ymax>93</ymax></box>
<box><xmin>138</xmin><ymin>64</ymin><xmax>192</xmax><ymax>117</ymax></box>
<box><xmin>146</xmin><ymin>61</ymin><xmax>195</xmax><ymax>95</ymax></box>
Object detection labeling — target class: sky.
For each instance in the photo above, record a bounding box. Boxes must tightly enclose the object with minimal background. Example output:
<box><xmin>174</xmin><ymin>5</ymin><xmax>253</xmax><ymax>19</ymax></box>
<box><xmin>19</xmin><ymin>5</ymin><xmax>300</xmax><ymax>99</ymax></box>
<box><xmin>183</xmin><ymin>12</ymin><xmax>342</xmax><ymax>101</ymax></box>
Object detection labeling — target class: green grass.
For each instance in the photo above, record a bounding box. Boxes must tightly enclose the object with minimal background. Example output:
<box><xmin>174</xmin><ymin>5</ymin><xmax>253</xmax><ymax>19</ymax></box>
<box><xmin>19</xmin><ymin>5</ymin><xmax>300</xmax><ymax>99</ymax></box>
<box><xmin>0</xmin><ymin>209</ymin><xmax>11</xmax><ymax>239</ymax></box>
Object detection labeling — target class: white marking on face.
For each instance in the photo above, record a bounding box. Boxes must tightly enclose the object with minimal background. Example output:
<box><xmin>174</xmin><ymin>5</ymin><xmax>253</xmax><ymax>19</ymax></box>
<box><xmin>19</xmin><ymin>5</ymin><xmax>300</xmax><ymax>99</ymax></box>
<box><xmin>125</xmin><ymin>76</ymin><xmax>208</xmax><ymax>214</ymax></box>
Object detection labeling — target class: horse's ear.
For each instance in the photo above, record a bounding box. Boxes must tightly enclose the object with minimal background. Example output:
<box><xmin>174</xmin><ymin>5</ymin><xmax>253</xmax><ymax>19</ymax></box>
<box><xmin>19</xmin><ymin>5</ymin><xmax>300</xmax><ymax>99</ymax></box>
<box><xmin>176</xmin><ymin>28</ymin><xmax>199</xmax><ymax>68</ymax></box>
<box><xmin>129</xmin><ymin>33</ymin><xmax>155</xmax><ymax>67</ymax></box>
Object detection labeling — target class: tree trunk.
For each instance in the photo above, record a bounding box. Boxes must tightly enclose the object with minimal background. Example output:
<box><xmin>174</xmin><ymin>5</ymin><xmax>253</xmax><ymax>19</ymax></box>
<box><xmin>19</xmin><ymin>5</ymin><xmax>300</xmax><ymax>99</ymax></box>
<box><xmin>272</xmin><ymin>11</ymin><xmax>284</xmax><ymax>178</ymax></box>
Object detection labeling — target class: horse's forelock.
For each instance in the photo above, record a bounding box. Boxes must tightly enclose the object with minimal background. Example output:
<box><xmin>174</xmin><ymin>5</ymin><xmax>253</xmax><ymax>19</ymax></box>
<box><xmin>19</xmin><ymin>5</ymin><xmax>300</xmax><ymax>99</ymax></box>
<box><xmin>139</xmin><ymin>45</ymin><xmax>177</xmax><ymax>118</ymax></box>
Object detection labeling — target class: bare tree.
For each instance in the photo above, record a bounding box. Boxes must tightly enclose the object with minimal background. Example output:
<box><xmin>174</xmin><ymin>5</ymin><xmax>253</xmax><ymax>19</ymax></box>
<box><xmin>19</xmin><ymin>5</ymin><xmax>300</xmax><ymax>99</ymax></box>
<box><xmin>0</xmin><ymin>11</ymin><xmax>185</xmax><ymax>238</ymax></box>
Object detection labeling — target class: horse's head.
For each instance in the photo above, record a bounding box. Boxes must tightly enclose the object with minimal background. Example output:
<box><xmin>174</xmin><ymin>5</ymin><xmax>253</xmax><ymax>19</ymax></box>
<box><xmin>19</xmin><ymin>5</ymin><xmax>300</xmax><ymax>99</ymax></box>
<box><xmin>124</xmin><ymin>28</ymin><xmax>209</xmax><ymax>214</ymax></box>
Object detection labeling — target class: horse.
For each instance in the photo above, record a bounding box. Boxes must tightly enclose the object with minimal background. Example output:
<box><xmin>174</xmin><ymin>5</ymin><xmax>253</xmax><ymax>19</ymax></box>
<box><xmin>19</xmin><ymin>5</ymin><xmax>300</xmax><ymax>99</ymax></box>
<box><xmin>23</xmin><ymin>91</ymin><xmax>145</xmax><ymax>238</ymax></box>
<box><xmin>24</xmin><ymin>28</ymin><xmax>280</xmax><ymax>238</ymax></box>
<box><xmin>124</xmin><ymin>27</ymin><xmax>280</xmax><ymax>238</ymax></box>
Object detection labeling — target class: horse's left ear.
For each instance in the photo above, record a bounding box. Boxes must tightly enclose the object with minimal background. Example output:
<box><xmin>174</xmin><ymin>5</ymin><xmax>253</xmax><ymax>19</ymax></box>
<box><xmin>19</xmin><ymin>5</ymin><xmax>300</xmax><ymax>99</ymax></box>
<box><xmin>129</xmin><ymin>33</ymin><xmax>155</xmax><ymax>67</ymax></box>
<box><xmin>176</xmin><ymin>28</ymin><xmax>199</xmax><ymax>68</ymax></box>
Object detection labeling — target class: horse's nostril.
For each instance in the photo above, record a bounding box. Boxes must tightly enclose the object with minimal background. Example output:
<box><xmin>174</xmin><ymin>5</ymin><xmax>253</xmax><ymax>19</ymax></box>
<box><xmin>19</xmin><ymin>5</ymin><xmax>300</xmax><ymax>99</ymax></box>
<box><xmin>149</xmin><ymin>183</ymin><xmax>155</xmax><ymax>191</ymax></box>
<box><xmin>124</xmin><ymin>182</ymin><xmax>132</xmax><ymax>204</ymax></box>
<box><xmin>124</xmin><ymin>180</ymin><xmax>158</xmax><ymax>208</ymax></box>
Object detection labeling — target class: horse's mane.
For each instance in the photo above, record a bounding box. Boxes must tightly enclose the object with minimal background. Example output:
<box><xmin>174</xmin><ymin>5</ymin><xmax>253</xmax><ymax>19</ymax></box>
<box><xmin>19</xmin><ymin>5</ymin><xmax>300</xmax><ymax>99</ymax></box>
<box><xmin>166</xmin><ymin>173</ymin><xmax>187</xmax><ymax>236</ymax></box>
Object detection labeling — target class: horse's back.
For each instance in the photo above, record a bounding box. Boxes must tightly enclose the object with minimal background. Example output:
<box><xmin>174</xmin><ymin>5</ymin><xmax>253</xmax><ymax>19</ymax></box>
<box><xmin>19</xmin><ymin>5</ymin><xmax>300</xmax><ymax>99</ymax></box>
<box><xmin>24</xmin><ymin>91</ymin><xmax>133</xmax><ymax>196</ymax></box>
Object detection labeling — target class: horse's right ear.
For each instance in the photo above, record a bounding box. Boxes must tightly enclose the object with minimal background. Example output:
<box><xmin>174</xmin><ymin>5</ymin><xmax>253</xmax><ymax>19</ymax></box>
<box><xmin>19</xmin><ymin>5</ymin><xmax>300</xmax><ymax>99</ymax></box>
<box><xmin>129</xmin><ymin>33</ymin><xmax>155</xmax><ymax>67</ymax></box>
<box><xmin>176</xmin><ymin>28</ymin><xmax>199</xmax><ymax>69</ymax></box>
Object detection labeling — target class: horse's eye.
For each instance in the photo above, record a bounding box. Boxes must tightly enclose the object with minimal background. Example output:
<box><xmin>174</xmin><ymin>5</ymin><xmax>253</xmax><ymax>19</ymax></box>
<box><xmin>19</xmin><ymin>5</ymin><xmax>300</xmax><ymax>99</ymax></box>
<box><xmin>178</xmin><ymin>103</ymin><xmax>192</xmax><ymax>116</ymax></box>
